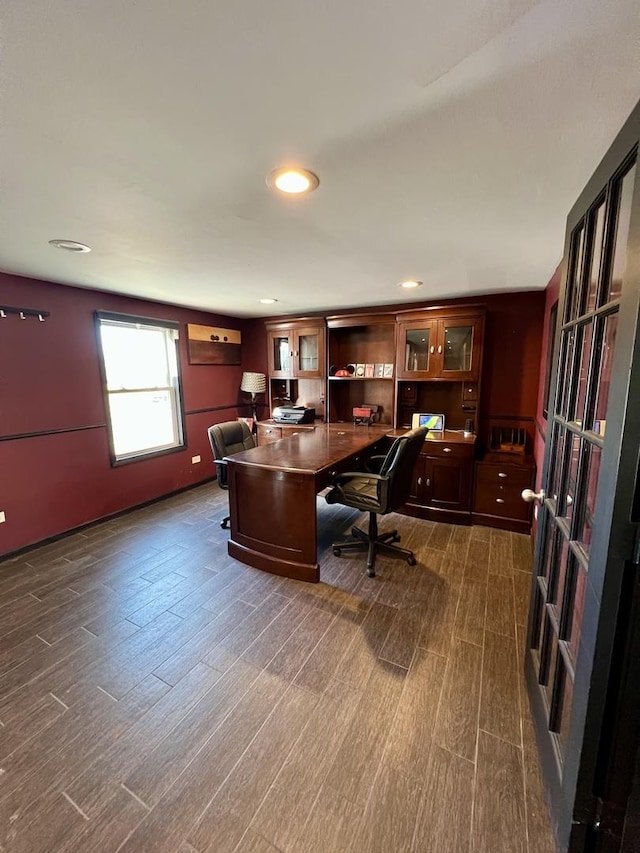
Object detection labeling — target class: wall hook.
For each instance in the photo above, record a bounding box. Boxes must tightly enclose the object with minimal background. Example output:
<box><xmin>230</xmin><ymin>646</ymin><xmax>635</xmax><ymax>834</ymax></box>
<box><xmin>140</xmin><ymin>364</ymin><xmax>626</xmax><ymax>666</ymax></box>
<box><xmin>38</xmin><ymin>314</ymin><xmax>45</xmax><ymax>322</ymax></box>
<box><xmin>19</xmin><ymin>312</ymin><xmax>26</xmax><ymax>320</ymax></box>
<box><xmin>0</xmin><ymin>310</ymin><xmax>5</xmax><ymax>318</ymax></box>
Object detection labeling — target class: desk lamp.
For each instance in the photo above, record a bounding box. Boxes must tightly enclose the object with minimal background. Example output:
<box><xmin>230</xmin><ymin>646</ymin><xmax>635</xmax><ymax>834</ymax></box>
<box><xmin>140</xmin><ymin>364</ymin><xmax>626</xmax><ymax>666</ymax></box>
<box><xmin>240</xmin><ymin>372</ymin><xmax>266</xmax><ymax>422</ymax></box>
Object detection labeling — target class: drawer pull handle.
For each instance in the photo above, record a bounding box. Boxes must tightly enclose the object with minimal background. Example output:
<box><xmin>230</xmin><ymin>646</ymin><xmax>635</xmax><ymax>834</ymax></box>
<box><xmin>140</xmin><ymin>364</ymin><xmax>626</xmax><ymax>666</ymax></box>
<box><xmin>496</xmin><ymin>498</ymin><xmax>505</xmax><ymax>504</ymax></box>
<box><xmin>443</xmin><ymin>447</ymin><xmax>452</xmax><ymax>453</ymax></box>
<box><xmin>498</xmin><ymin>472</ymin><xmax>508</xmax><ymax>478</ymax></box>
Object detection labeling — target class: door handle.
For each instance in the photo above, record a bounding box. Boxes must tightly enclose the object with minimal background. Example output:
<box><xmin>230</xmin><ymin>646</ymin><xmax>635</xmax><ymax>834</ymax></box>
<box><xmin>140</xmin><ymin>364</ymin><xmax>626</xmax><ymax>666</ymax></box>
<box><xmin>438</xmin><ymin>345</ymin><xmax>442</xmax><ymax>354</ymax></box>
<box><xmin>417</xmin><ymin>477</ymin><xmax>422</xmax><ymax>486</ymax></box>
<box><xmin>426</xmin><ymin>478</ymin><xmax>431</xmax><ymax>486</ymax></box>
<box><xmin>430</xmin><ymin>346</ymin><xmax>435</xmax><ymax>354</ymax></box>
<box><xmin>521</xmin><ymin>488</ymin><xmax>545</xmax><ymax>503</ymax></box>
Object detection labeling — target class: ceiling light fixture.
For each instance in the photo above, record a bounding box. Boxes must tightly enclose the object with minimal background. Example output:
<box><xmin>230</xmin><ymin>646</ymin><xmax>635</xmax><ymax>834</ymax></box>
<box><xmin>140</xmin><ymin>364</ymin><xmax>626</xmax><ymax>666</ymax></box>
<box><xmin>399</xmin><ymin>280</ymin><xmax>423</xmax><ymax>289</ymax></box>
<box><xmin>266</xmin><ymin>167</ymin><xmax>319</xmax><ymax>195</ymax></box>
<box><xmin>48</xmin><ymin>239</ymin><xmax>91</xmax><ymax>253</ymax></box>
<box><xmin>259</xmin><ymin>298</ymin><xmax>278</xmax><ymax>304</ymax></box>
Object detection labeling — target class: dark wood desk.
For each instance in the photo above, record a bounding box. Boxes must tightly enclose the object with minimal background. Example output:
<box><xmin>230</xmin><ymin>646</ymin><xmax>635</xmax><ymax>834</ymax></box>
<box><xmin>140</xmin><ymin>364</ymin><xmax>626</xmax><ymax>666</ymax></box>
<box><xmin>226</xmin><ymin>425</ymin><xmax>389</xmax><ymax>582</ymax></box>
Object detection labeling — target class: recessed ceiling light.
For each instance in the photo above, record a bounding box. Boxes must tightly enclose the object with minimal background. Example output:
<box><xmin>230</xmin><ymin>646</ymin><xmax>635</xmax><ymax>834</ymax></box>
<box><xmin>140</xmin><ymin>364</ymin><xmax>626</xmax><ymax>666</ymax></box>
<box><xmin>399</xmin><ymin>280</ymin><xmax>423</xmax><ymax>289</ymax></box>
<box><xmin>259</xmin><ymin>298</ymin><xmax>278</xmax><ymax>304</ymax></box>
<box><xmin>49</xmin><ymin>239</ymin><xmax>91</xmax><ymax>253</ymax></box>
<box><xmin>266</xmin><ymin>167</ymin><xmax>319</xmax><ymax>195</ymax></box>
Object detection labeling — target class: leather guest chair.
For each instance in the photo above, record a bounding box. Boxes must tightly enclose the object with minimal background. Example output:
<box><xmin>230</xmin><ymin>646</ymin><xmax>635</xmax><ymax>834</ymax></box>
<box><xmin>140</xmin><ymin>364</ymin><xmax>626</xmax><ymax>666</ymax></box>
<box><xmin>325</xmin><ymin>427</ymin><xmax>427</xmax><ymax>576</ymax></box>
<box><xmin>207</xmin><ymin>421</ymin><xmax>256</xmax><ymax>529</ymax></box>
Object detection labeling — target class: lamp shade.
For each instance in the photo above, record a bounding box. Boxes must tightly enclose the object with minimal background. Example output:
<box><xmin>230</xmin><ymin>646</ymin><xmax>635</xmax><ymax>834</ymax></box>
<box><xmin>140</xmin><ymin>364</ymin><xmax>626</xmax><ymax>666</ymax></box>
<box><xmin>240</xmin><ymin>372</ymin><xmax>266</xmax><ymax>394</ymax></box>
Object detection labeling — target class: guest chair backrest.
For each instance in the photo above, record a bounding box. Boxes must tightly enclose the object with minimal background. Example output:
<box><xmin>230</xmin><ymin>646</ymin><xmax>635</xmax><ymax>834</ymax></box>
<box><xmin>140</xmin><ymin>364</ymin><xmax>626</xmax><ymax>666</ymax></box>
<box><xmin>207</xmin><ymin>421</ymin><xmax>256</xmax><ymax>490</ymax></box>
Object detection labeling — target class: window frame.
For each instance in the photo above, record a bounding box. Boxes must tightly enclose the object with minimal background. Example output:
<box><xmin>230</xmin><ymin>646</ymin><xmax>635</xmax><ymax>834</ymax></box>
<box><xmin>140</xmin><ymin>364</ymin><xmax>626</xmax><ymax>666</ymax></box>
<box><xmin>95</xmin><ymin>310</ymin><xmax>186</xmax><ymax>465</ymax></box>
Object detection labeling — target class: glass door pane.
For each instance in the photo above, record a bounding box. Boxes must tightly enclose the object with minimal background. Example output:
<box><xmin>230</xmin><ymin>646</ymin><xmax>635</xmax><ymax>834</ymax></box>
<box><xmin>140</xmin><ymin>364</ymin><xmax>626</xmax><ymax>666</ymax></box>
<box><xmin>297</xmin><ymin>332</ymin><xmax>319</xmax><ymax>373</ymax></box>
<box><xmin>604</xmin><ymin>162</ymin><xmax>637</xmax><ymax>303</ymax></box>
<box><xmin>404</xmin><ymin>328</ymin><xmax>431</xmax><ymax>372</ymax></box>
<box><xmin>591</xmin><ymin>312</ymin><xmax>619</xmax><ymax>436</ymax></box>
<box><xmin>585</xmin><ymin>201</ymin><xmax>606</xmax><ymax>312</ymax></box>
<box><xmin>272</xmin><ymin>334</ymin><xmax>291</xmax><ymax>374</ymax></box>
<box><xmin>442</xmin><ymin>323</ymin><xmax>473</xmax><ymax>372</ymax></box>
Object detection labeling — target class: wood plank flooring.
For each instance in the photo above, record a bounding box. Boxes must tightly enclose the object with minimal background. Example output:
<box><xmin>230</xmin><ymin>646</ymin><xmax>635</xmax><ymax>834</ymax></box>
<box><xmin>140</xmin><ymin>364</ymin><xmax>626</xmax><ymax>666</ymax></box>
<box><xmin>0</xmin><ymin>483</ymin><xmax>557</xmax><ymax>852</ymax></box>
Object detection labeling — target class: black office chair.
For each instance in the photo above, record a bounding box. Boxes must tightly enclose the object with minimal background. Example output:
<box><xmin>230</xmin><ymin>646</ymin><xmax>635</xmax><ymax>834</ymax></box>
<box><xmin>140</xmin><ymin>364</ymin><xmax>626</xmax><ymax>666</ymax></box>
<box><xmin>325</xmin><ymin>427</ymin><xmax>427</xmax><ymax>576</ymax></box>
<box><xmin>207</xmin><ymin>421</ymin><xmax>256</xmax><ymax>529</ymax></box>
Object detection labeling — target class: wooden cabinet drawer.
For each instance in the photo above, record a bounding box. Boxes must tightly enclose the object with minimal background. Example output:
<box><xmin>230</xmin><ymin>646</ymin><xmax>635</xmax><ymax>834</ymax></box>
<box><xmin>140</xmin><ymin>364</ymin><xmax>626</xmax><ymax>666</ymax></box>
<box><xmin>473</xmin><ymin>481</ymin><xmax>530</xmax><ymax>521</ymax></box>
<box><xmin>422</xmin><ymin>442</ymin><xmax>473</xmax><ymax>460</ymax></box>
<box><xmin>257</xmin><ymin>425</ymin><xmax>282</xmax><ymax>445</ymax></box>
<box><xmin>476</xmin><ymin>462</ymin><xmax>533</xmax><ymax>487</ymax></box>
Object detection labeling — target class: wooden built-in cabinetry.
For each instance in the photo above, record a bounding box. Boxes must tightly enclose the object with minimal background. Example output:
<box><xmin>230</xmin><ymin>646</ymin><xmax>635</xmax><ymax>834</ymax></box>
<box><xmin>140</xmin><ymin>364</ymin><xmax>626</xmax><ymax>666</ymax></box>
<box><xmin>262</xmin><ymin>305</ymin><xmax>534</xmax><ymax>530</ymax></box>
<box><xmin>326</xmin><ymin>313</ymin><xmax>396</xmax><ymax>425</ymax></box>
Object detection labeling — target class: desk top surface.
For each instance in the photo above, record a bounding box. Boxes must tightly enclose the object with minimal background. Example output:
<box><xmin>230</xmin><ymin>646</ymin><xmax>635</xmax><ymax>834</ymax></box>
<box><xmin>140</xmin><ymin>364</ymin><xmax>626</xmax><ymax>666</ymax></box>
<box><xmin>227</xmin><ymin>424</ymin><xmax>474</xmax><ymax>475</ymax></box>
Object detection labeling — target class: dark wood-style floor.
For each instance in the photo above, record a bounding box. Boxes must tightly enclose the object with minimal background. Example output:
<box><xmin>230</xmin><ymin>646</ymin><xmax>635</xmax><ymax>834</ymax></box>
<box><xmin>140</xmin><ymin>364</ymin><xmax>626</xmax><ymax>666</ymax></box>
<box><xmin>0</xmin><ymin>482</ymin><xmax>557</xmax><ymax>852</ymax></box>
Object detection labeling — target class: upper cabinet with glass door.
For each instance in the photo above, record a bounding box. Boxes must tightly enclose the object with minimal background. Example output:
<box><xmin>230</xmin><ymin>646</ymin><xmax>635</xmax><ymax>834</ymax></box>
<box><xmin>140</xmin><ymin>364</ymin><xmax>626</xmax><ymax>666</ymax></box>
<box><xmin>396</xmin><ymin>307</ymin><xmax>485</xmax><ymax>380</ymax></box>
<box><xmin>266</xmin><ymin>318</ymin><xmax>325</xmax><ymax>379</ymax></box>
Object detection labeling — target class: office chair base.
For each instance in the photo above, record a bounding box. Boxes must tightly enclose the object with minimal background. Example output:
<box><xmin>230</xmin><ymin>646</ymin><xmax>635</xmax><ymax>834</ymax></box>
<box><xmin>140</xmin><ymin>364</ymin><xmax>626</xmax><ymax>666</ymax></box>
<box><xmin>331</xmin><ymin>517</ymin><xmax>417</xmax><ymax>577</ymax></box>
<box><xmin>221</xmin><ymin>516</ymin><xmax>230</xmax><ymax>529</ymax></box>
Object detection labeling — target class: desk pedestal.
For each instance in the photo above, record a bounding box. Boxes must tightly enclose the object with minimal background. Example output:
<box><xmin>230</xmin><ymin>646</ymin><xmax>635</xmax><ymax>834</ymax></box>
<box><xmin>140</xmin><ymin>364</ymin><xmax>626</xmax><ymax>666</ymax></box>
<box><xmin>228</xmin><ymin>462</ymin><xmax>320</xmax><ymax>583</ymax></box>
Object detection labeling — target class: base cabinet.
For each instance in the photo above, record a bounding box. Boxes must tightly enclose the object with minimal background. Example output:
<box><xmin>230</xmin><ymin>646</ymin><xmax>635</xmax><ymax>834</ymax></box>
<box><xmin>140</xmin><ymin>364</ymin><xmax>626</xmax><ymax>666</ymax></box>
<box><xmin>405</xmin><ymin>433</ymin><xmax>475</xmax><ymax>523</ymax></box>
<box><xmin>472</xmin><ymin>456</ymin><xmax>535</xmax><ymax>533</ymax></box>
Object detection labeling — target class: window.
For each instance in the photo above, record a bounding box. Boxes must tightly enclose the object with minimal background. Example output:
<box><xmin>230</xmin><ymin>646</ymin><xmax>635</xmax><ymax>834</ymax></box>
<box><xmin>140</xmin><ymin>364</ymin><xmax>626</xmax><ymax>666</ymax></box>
<box><xmin>96</xmin><ymin>312</ymin><xmax>184</xmax><ymax>463</ymax></box>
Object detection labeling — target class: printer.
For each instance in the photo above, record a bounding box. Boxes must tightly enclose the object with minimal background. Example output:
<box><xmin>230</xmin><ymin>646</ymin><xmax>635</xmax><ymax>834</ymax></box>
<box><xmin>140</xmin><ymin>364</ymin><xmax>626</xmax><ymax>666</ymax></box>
<box><xmin>272</xmin><ymin>405</ymin><xmax>316</xmax><ymax>425</ymax></box>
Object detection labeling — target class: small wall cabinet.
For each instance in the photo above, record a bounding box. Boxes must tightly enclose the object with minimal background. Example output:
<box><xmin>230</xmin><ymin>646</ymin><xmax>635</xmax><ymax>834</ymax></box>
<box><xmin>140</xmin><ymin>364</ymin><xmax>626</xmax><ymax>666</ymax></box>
<box><xmin>266</xmin><ymin>319</ymin><xmax>325</xmax><ymax>380</ymax></box>
<box><xmin>396</xmin><ymin>307</ymin><xmax>484</xmax><ymax>381</ymax></box>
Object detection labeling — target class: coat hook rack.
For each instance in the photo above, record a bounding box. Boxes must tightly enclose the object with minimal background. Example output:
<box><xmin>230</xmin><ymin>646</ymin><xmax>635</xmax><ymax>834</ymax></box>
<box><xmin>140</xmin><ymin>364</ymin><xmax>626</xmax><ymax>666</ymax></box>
<box><xmin>0</xmin><ymin>306</ymin><xmax>50</xmax><ymax>321</ymax></box>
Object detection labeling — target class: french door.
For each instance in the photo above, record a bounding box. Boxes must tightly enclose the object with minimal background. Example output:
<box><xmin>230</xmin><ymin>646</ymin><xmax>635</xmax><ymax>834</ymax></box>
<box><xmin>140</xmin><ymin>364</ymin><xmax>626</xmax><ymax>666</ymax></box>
<box><xmin>524</xmin><ymin>101</ymin><xmax>640</xmax><ymax>852</ymax></box>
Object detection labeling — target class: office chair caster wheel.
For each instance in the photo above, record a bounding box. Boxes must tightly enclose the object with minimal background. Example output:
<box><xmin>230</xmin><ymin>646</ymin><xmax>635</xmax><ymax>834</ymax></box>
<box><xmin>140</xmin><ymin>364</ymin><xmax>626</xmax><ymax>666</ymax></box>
<box><xmin>367</xmin><ymin>568</ymin><xmax>376</xmax><ymax>578</ymax></box>
<box><xmin>220</xmin><ymin>520</ymin><xmax>227</xmax><ymax>529</ymax></box>
<box><xmin>333</xmin><ymin>547</ymin><xmax>342</xmax><ymax>557</ymax></box>
<box><xmin>392</xmin><ymin>534</ymin><xmax>401</xmax><ymax>542</ymax></box>
<box><xmin>407</xmin><ymin>555</ymin><xmax>416</xmax><ymax>566</ymax></box>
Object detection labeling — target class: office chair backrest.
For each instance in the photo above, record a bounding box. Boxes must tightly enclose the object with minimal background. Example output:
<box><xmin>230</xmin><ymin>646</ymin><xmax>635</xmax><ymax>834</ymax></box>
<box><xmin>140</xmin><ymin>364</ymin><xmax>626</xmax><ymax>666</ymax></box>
<box><xmin>207</xmin><ymin>421</ymin><xmax>256</xmax><ymax>490</ymax></box>
<box><xmin>378</xmin><ymin>427</ymin><xmax>427</xmax><ymax>511</ymax></box>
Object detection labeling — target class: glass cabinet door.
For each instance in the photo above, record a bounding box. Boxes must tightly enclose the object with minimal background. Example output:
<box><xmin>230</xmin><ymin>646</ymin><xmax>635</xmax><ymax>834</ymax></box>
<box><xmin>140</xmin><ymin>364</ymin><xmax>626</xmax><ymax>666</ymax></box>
<box><xmin>404</xmin><ymin>327</ymin><xmax>432</xmax><ymax>373</ymax></box>
<box><xmin>293</xmin><ymin>326</ymin><xmax>325</xmax><ymax>378</ymax></box>
<box><xmin>396</xmin><ymin>320</ymin><xmax>438</xmax><ymax>378</ymax></box>
<box><xmin>270</xmin><ymin>332</ymin><xmax>292</xmax><ymax>378</ymax></box>
<box><xmin>441</xmin><ymin>322</ymin><xmax>474</xmax><ymax>373</ymax></box>
<box><xmin>296</xmin><ymin>330</ymin><xmax>319</xmax><ymax>375</ymax></box>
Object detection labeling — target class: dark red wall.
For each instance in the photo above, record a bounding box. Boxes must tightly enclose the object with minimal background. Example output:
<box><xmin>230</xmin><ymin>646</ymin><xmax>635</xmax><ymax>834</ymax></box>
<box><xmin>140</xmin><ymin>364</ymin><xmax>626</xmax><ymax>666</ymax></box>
<box><xmin>1</xmin><ymin>272</ymin><xmax>545</xmax><ymax>557</ymax></box>
<box><xmin>0</xmin><ymin>272</ymin><xmax>265</xmax><ymax>555</ymax></box>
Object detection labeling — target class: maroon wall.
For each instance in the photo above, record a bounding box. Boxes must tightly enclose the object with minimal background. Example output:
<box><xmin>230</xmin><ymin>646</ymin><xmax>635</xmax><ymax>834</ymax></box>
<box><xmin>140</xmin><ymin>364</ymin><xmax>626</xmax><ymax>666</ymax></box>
<box><xmin>0</xmin><ymin>272</ymin><xmax>266</xmax><ymax>555</ymax></box>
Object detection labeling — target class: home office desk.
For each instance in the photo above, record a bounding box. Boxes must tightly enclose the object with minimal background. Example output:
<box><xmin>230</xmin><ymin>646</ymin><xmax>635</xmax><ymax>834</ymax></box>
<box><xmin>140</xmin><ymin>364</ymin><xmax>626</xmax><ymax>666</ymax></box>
<box><xmin>226</xmin><ymin>424</ymin><xmax>390</xmax><ymax>582</ymax></box>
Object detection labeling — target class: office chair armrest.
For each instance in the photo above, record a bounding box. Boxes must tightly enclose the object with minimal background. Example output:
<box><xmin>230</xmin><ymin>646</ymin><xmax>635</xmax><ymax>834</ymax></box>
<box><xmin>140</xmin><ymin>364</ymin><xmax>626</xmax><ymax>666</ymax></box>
<box><xmin>214</xmin><ymin>458</ymin><xmax>228</xmax><ymax>468</ymax></box>
<box><xmin>364</xmin><ymin>454</ymin><xmax>386</xmax><ymax>474</ymax></box>
<box><xmin>331</xmin><ymin>471</ymin><xmax>385</xmax><ymax>486</ymax></box>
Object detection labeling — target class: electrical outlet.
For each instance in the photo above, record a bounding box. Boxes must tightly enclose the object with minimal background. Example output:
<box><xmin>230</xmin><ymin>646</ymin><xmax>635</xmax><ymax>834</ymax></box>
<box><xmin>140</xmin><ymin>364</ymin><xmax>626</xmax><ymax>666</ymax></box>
<box><xmin>191</xmin><ymin>455</ymin><xmax>201</xmax><ymax>464</ymax></box>
<box><xmin>0</xmin><ymin>511</ymin><xmax>6</xmax><ymax>523</ymax></box>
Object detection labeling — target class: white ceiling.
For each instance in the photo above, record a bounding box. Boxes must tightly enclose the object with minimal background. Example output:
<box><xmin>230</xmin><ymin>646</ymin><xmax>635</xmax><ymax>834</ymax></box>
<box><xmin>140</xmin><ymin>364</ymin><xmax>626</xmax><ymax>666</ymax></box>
<box><xmin>1</xmin><ymin>0</ymin><xmax>639</xmax><ymax>318</ymax></box>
